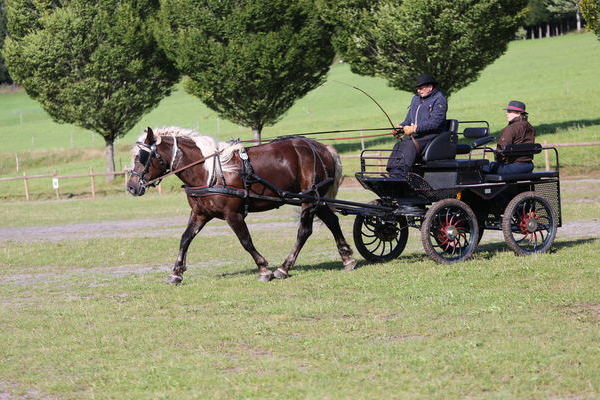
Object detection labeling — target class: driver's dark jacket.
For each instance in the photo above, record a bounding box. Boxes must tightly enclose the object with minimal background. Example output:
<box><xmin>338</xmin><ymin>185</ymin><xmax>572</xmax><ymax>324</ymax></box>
<box><xmin>400</xmin><ymin>88</ymin><xmax>448</xmax><ymax>137</ymax></box>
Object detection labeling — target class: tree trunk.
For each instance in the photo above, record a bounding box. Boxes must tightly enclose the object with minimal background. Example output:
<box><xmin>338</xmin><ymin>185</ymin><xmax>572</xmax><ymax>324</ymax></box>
<box><xmin>104</xmin><ymin>136</ymin><xmax>116</xmax><ymax>182</ymax></box>
<box><xmin>252</xmin><ymin>126</ymin><xmax>262</xmax><ymax>144</ymax></box>
<box><xmin>538</xmin><ymin>25</ymin><xmax>542</xmax><ymax>38</ymax></box>
<box><xmin>576</xmin><ymin>9</ymin><xmax>582</xmax><ymax>32</ymax></box>
<box><xmin>546</xmin><ymin>23</ymin><xmax>551</xmax><ymax>38</ymax></box>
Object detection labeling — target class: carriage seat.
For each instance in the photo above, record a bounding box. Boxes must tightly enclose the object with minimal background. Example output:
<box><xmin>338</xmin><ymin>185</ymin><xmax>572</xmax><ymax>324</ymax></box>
<box><xmin>484</xmin><ymin>170</ymin><xmax>558</xmax><ymax>182</ymax></box>
<box><xmin>420</xmin><ymin>119</ymin><xmax>459</xmax><ymax>162</ymax></box>
<box><xmin>456</xmin><ymin>127</ymin><xmax>493</xmax><ymax>154</ymax></box>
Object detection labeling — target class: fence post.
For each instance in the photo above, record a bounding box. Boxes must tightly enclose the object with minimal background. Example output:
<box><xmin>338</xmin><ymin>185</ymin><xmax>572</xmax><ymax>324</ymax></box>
<box><xmin>23</xmin><ymin>172</ymin><xmax>30</xmax><ymax>201</ymax></box>
<box><xmin>53</xmin><ymin>170</ymin><xmax>60</xmax><ymax>200</ymax></box>
<box><xmin>543</xmin><ymin>140</ymin><xmax>550</xmax><ymax>171</ymax></box>
<box><xmin>89</xmin><ymin>167</ymin><xmax>96</xmax><ymax>198</ymax></box>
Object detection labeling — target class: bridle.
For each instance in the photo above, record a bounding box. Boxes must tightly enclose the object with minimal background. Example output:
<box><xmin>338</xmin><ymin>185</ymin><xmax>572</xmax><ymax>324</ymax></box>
<box><xmin>130</xmin><ymin>138</ymin><xmax>225</xmax><ymax>189</ymax></box>
<box><xmin>130</xmin><ymin>141</ymin><xmax>168</xmax><ymax>188</ymax></box>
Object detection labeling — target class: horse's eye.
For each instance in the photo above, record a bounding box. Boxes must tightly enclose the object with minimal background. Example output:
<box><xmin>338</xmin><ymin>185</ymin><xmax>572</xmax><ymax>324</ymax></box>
<box><xmin>138</xmin><ymin>150</ymin><xmax>150</xmax><ymax>165</ymax></box>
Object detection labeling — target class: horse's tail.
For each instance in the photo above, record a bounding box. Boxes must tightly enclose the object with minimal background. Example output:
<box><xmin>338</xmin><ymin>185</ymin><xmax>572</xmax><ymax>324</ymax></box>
<box><xmin>324</xmin><ymin>144</ymin><xmax>343</xmax><ymax>200</ymax></box>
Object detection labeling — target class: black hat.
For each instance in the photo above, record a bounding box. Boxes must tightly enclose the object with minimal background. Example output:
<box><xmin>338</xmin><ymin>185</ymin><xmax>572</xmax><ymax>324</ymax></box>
<box><xmin>415</xmin><ymin>74</ymin><xmax>437</xmax><ymax>88</ymax></box>
<box><xmin>503</xmin><ymin>100</ymin><xmax>528</xmax><ymax>114</ymax></box>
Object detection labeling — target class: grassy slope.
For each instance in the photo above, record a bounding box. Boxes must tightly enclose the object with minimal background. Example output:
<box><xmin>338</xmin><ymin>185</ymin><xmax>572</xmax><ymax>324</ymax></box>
<box><xmin>1</xmin><ymin>33</ymin><xmax>599</xmax><ymax>170</ymax></box>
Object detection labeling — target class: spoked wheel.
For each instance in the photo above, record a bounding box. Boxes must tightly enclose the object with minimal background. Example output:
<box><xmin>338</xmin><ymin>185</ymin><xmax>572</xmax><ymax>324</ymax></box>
<box><xmin>421</xmin><ymin>199</ymin><xmax>479</xmax><ymax>264</ymax></box>
<box><xmin>502</xmin><ymin>191</ymin><xmax>557</xmax><ymax>255</ymax></box>
<box><xmin>353</xmin><ymin>206</ymin><xmax>409</xmax><ymax>263</ymax></box>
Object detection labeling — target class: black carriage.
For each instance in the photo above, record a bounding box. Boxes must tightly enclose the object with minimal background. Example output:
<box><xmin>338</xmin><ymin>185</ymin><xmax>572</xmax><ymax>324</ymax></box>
<box><xmin>342</xmin><ymin>119</ymin><xmax>561</xmax><ymax>264</ymax></box>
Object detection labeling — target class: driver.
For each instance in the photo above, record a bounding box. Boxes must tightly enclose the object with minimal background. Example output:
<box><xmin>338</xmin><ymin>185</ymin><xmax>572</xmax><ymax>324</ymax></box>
<box><xmin>386</xmin><ymin>74</ymin><xmax>448</xmax><ymax>179</ymax></box>
<box><xmin>485</xmin><ymin>100</ymin><xmax>535</xmax><ymax>174</ymax></box>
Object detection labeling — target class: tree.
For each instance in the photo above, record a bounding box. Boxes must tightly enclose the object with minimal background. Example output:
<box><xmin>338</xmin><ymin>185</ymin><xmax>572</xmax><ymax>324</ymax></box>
<box><xmin>318</xmin><ymin>0</ymin><xmax>528</xmax><ymax>96</ymax></box>
<box><xmin>545</xmin><ymin>0</ymin><xmax>583</xmax><ymax>31</ymax></box>
<box><xmin>0</xmin><ymin>0</ymin><xmax>10</xmax><ymax>83</ymax></box>
<box><xmin>526</xmin><ymin>0</ymin><xmax>553</xmax><ymax>38</ymax></box>
<box><xmin>155</xmin><ymin>0</ymin><xmax>335</xmax><ymax>142</ymax></box>
<box><xmin>3</xmin><ymin>0</ymin><xmax>179</xmax><ymax>178</ymax></box>
<box><xmin>580</xmin><ymin>0</ymin><xmax>600</xmax><ymax>37</ymax></box>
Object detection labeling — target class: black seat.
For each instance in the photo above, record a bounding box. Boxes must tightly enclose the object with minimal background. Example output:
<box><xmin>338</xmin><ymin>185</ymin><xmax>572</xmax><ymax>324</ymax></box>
<box><xmin>421</xmin><ymin>119</ymin><xmax>459</xmax><ymax>162</ymax></box>
<box><xmin>456</xmin><ymin>126</ymin><xmax>493</xmax><ymax>154</ymax></box>
<box><xmin>484</xmin><ymin>170</ymin><xmax>558</xmax><ymax>182</ymax></box>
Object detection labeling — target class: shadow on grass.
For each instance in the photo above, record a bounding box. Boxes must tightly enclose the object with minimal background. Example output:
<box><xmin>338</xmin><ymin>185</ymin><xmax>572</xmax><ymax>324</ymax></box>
<box><xmin>535</xmin><ymin>118</ymin><xmax>600</xmax><ymax>137</ymax></box>
<box><xmin>216</xmin><ymin>238</ymin><xmax>596</xmax><ymax>278</ymax></box>
<box><xmin>474</xmin><ymin>237</ymin><xmax>597</xmax><ymax>259</ymax></box>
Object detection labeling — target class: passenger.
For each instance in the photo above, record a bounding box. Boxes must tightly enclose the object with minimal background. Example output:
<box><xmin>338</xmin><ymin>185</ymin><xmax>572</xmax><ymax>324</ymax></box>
<box><xmin>386</xmin><ymin>74</ymin><xmax>448</xmax><ymax>180</ymax></box>
<box><xmin>485</xmin><ymin>100</ymin><xmax>535</xmax><ymax>174</ymax></box>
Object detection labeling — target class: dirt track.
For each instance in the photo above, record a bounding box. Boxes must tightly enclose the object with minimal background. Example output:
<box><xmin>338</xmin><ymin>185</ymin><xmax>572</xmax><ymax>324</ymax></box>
<box><xmin>1</xmin><ymin>180</ymin><xmax>598</xmax><ymax>243</ymax></box>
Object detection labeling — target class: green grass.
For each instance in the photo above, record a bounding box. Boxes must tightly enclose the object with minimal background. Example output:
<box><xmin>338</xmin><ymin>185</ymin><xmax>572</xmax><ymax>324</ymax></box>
<box><xmin>1</xmin><ymin>183</ymin><xmax>599</xmax><ymax>399</ymax></box>
<box><xmin>1</xmin><ymin>33</ymin><xmax>600</xmax><ymax>399</ymax></box>
<box><xmin>1</xmin><ymin>33</ymin><xmax>600</xmax><ymax>200</ymax></box>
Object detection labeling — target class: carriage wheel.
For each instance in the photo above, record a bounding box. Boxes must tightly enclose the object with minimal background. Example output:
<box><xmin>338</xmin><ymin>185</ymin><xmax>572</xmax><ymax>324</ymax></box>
<box><xmin>421</xmin><ymin>199</ymin><xmax>479</xmax><ymax>264</ymax></box>
<box><xmin>353</xmin><ymin>209</ymin><xmax>408</xmax><ymax>263</ymax></box>
<box><xmin>502</xmin><ymin>191</ymin><xmax>557</xmax><ymax>256</ymax></box>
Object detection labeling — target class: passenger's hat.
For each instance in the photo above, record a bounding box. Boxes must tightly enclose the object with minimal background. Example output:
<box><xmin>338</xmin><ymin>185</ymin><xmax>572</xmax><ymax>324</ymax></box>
<box><xmin>414</xmin><ymin>74</ymin><xmax>437</xmax><ymax>88</ymax></box>
<box><xmin>503</xmin><ymin>100</ymin><xmax>528</xmax><ymax>114</ymax></box>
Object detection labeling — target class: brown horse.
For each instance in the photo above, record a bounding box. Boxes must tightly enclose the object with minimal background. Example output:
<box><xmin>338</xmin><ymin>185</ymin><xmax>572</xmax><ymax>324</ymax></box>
<box><xmin>127</xmin><ymin>127</ymin><xmax>356</xmax><ymax>283</ymax></box>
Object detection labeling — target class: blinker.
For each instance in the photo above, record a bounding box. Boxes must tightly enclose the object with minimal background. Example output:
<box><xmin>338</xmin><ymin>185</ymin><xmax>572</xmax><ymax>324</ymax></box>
<box><xmin>139</xmin><ymin>149</ymin><xmax>150</xmax><ymax>165</ymax></box>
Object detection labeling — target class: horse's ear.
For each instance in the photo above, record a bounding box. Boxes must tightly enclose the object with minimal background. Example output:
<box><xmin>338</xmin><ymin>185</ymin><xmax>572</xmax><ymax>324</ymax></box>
<box><xmin>145</xmin><ymin>127</ymin><xmax>154</xmax><ymax>144</ymax></box>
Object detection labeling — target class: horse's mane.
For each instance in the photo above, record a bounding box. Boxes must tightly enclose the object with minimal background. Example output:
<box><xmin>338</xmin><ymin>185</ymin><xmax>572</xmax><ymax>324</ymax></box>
<box><xmin>135</xmin><ymin>126</ymin><xmax>243</xmax><ymax>185</ymax></box>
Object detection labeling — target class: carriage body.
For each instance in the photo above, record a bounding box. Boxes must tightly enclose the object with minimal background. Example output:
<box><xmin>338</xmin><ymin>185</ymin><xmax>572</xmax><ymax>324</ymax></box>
<box><xmin>351</xmin><ymin>120</ymin><xmax>562</xmax><ymax>263</ymax></box>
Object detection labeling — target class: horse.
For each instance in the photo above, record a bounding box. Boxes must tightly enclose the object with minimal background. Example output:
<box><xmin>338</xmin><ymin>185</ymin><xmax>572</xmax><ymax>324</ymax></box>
<box><xmin>126</xmin><ymin>127</ymin><xmax>357</xmax><ymax>283</ymax></box>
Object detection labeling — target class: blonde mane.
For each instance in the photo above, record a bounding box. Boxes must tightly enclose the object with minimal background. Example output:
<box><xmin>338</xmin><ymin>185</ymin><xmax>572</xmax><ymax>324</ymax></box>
<box><xmin>134</xmin><ymin>126</ymin><xmax>244</xmax><ymax>185</ymax></box>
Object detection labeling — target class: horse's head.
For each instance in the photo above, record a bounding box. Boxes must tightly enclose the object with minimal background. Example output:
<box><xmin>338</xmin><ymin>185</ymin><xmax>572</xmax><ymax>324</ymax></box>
<box><xmin>127</xmin><ymin>127</ymin><xmax>168</xmax><ymax>196</ymax></box>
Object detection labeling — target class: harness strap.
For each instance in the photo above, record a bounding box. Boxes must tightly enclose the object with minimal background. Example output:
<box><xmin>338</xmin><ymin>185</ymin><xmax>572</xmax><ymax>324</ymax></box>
<box><xmin>170</xmin><ymin>133</ymin><xmax>179</xmax><ymax>171</ymax></box>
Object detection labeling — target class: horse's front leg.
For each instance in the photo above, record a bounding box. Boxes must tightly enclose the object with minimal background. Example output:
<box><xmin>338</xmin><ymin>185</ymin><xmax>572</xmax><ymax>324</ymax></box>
<box><xmin>225</xmin><ymin>212</ymin><xmax>272</xmax><ymax>282</ymax></box>
<box><xmin>169</xmin><ymin>212</ymin><xmax>211</xmax><ymax>284</ymax></box>
<box><xmin>274</xmin><ymin>204</ymin><xmax>315</xmax><ymax>279</ymax></box>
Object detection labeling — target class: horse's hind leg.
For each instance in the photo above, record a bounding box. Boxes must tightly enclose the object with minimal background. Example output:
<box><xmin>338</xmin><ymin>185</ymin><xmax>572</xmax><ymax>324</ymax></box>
<box><xmin>169</xmin><ymin>212</ymin><xmax>211</xmax><ymax>284</ymax></box>
<box><xmin>275</xmin><ymin>204</ymin><xmax>316</xmax><ymax>279</ymax></box>
<box><xmin>315</xmin><ymin>206</ymin><xmax>357</xmax><ymax>270</ymax></box>
<box><xmin>226</xmin><ymin>212</ymin><xmax>272</xmax><ymax>282</ymax></box>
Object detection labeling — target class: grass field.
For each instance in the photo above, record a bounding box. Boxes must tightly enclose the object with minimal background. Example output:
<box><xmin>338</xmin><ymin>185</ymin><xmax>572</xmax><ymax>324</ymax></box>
<box><xmin>1</xmin><ymin>32</ymin><xmax>599</xmax><ymax>399</ymax></box>
<box><xmin>1</xmin><ymin>180</ymin><xmax>599</xmax><ymax>399</ymax></box>
<box><xmin>1</xmin><ymin>33</ymin><xmax>600</xmax><ymax>200</ymax></box>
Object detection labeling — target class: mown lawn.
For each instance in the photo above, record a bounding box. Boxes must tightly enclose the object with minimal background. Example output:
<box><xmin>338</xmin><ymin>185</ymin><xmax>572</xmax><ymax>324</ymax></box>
<box><xmin>0</xmin><ymin>181</ymin><xmax>598</xmax><ymax>399</ymax></box>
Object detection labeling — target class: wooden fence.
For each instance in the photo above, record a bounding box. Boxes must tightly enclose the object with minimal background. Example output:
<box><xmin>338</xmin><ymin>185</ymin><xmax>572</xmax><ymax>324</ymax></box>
<box><xmin>1</xmin><ymin>142</ymin><xmax>598</xmax><ymax>201</ymax></box>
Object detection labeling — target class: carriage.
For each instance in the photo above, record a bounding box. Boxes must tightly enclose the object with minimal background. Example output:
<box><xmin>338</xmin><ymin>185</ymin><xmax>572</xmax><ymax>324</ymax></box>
<box><xmin>343</xmin><ymin>119</ymin><xmax>561</xmax><ymax>264</ymax></box>
<box><xmin>127</xmin><ymin>120</ymin><xmax>561</xmax><ymax>282</ymax></box>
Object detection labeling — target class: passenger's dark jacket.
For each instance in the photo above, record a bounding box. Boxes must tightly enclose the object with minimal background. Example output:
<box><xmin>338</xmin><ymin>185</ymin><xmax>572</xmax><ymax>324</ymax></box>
<box><xmin>496</xmin><ymin>116</ymin><xmax>536</xmax><ymax>163</ymax></box>
<box><xmin>401</xmin><ymin>88</ymin><xmax>448</xmax><ymax>136</ymax></box>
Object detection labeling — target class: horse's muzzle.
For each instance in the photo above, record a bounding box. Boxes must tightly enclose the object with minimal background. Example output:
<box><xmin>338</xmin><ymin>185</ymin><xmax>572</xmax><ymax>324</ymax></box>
<box><xmin>127</xmin><ymin>183</ymin><xmax>145</xmax><ymax>196</ymax></box>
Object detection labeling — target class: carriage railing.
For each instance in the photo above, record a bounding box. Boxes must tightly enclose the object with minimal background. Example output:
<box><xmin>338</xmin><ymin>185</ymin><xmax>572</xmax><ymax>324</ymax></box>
<box><xmin>359</xmin><ymin>149</ymin><xmax>395</xmax><ymax>175</ymax></box>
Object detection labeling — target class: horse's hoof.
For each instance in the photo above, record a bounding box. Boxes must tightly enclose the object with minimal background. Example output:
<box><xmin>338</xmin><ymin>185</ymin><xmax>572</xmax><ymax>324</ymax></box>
<box><xmin>343</xmin><ymin>259</ymin><xmax>357</xmax><ymax>271</ymax></box>
<box><xmin>258</xmin><ymin>272</ymin><xmax>273</xmax><ymax>282</ymax></box>
<box><xmin>167</xmin><ymin>275</ymin><xmax>183</xmax><ymax>285</ymax></box>
<box><xmin>273</xmin><ymin>268</ymin><xmax>289</xmax><ymax>279</ymax></box>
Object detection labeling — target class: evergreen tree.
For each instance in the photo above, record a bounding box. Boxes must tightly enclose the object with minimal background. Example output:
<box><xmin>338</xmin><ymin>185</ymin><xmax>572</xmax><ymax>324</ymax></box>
<box><xmin>0</xmin><ymin>0</ymin><xmax>10</xmax><ymax>83</ymax></box>
<box><xmin>318</xmin><ymin>0</ymin><xmax>528</xmax><ymax>96</ymax></box>
<box><xmin>580</xmin><ymin>0</ymin><xmax>600</xmax><ymax>38</ymax></box>
<box><xmin>155</xmin><ymin>0</ymin><xmax>335</xmax><ymax>142</ymax></box>
<box><xmin>3</xmin><ymin>0</ymin><xmax>179</xmax><ymax>178</ymax></box>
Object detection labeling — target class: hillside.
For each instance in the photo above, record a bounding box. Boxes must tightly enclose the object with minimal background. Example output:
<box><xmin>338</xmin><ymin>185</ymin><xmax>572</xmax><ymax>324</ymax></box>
<box><xmin>0</xmin><ymin>32</ymin><xmax>599</xmax><ymax>198</ymax></box>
